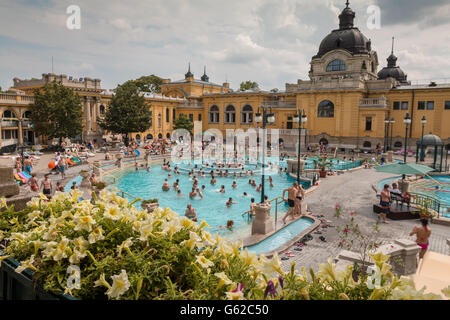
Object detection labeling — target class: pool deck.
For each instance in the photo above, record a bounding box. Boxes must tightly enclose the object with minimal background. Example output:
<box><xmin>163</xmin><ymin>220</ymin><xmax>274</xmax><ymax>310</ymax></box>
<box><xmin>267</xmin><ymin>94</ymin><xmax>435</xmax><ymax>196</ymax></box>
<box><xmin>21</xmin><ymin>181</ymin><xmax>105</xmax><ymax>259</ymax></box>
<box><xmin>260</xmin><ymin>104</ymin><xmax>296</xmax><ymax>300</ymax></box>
<box><xmin>278</xmin><ymin>166</ymin><xmax>450</xmax><ymax>273</ymax></box>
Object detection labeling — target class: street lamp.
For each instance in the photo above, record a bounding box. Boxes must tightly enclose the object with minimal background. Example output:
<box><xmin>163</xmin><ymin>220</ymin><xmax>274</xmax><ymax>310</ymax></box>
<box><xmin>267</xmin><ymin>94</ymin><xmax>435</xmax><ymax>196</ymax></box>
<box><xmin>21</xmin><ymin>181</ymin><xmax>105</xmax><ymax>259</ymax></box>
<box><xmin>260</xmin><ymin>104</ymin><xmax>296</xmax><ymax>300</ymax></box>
<box><xmin>384</xmin><ymin>117</ymin><xmax>389</xmax><ymax>152</ymax></box>
<box><xmin>403</xmin><ymin>112</ymin><xmax>411</xmax><ymax>165</ymax></box>
<box><xmin>255</xmin><ymin>105</ymin><xmax>275</xmax><ymax>204</ymax></box>
<box><xmin>293</xmin><ymin>109</ymin><xmax>307</xmax><ymax>183</ymax></box>
<box><xmin>420</xmin><ymin>115</ymin><xmax>427</xmax><ymax>162</ymax></box>
<box><xmin>389</xmin><ymin>118</ymin><xmax>395</xmax><ymax>151</ymax></box>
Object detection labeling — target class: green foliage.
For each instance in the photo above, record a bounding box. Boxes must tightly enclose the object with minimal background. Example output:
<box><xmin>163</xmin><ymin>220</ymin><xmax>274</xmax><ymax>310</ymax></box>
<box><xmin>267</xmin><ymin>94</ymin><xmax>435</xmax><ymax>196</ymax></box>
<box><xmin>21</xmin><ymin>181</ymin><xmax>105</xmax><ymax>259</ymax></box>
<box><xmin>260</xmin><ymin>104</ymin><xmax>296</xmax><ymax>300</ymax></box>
<box><xmin>173</xmin><ymin>114</ymin><xmax>193</xmax><ymax>133</ymax></box>
<box><xmin>29</xmin><ymin>81</ymin><xmax>83</xmax><ymax>141</ymax></box>
<box><xmin>98</xmin><ymin>81</ymin><xmax>151</xmax><ymax>135</ymax></box>
<box><xmin>124</xmin><ymin>75</ymin><xmax>163</xmax><ymax>93</ymax></box>
<box><xmin>0</xmin><ymin>195</ymin><xmax>443</xmax><ymax>300</ymax></box>
<box><xmin>313</xmin><ymin>156</ymin><xmax>332</xmax><ymax>171</ymax></box>
<box><xmin>142</xmin><ymin>199</ymin><xmax>158</xmax><ymax>205</ymax></box>
<box><xmin>239</xmin><ymin>81</ymin><xmax>259</xmax><ymax>91</ymax></box>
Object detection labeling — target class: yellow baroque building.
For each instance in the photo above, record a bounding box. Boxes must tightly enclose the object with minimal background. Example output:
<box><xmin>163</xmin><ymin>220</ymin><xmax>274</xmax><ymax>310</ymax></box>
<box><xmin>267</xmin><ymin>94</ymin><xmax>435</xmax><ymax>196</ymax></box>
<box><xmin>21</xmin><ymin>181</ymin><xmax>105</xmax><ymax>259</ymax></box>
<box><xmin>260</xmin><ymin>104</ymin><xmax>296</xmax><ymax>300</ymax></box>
<box><xmin>1</xmin><ymin>1</ymin><xmax>449</xmax><ymax>152</ymax></box>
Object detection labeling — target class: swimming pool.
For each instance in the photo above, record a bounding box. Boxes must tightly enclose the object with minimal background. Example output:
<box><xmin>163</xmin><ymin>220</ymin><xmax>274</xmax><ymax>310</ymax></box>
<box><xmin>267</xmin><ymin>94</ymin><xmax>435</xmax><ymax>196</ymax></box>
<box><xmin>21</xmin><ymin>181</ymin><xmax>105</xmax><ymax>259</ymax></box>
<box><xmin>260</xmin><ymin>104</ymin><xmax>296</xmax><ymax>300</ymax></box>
<box><xmin>246</xmin><ymin>217</ymin><xmax>314</xmax><ymax>254</ymax></box>
<box><xmin>377</xmin><ymin>175</ymin><xmax>450</xmax><ymax>218</ymax></box>
<box><xmin>101</xmin><ymin>160</ymin><xmax>310</xmax><ymax>241</ymax></box>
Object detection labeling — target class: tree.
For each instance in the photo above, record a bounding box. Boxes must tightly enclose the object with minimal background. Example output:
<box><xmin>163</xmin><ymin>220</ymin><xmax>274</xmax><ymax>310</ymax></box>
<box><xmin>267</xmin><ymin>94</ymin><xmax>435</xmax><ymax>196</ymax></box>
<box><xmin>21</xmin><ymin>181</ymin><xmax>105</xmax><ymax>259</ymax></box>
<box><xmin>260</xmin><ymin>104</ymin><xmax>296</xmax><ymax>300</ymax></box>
<box><xmin>98</xmin><ymin>81</ymin><xmax>151</xmax><ymax>145</ymax></box>
<box><xmin>30</xmin><ymin>81</ymin><xmax>83</xmax><ymax>144</ymax></box>
<box><xmin>124</xmin><ymin>75</ymin><xmax>163</xmax><ymax>93</ymax></box>
<box><xmin>239</xmin><ymin>81</ymin><xmax>259</xmax><ymax>91</ymax></box>
<box><xmin>172</xmin><ymin>114</ymin><xmax>193</xmax><ymax>133</ymax></box>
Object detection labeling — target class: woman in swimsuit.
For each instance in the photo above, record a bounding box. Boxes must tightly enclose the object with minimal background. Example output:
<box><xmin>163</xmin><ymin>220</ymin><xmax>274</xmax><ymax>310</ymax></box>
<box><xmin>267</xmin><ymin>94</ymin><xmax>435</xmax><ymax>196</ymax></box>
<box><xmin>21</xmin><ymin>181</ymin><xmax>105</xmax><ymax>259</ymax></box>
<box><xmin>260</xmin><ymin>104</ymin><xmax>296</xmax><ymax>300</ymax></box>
<box><xmin>410</xmin><ymin>218</ymin><xmax>431</xmax><ymax>261</ymax></box>
<box><xmin>28</xmin><ymin>173</ymin><xmax>39</xmax><ymax>192</ymax></box>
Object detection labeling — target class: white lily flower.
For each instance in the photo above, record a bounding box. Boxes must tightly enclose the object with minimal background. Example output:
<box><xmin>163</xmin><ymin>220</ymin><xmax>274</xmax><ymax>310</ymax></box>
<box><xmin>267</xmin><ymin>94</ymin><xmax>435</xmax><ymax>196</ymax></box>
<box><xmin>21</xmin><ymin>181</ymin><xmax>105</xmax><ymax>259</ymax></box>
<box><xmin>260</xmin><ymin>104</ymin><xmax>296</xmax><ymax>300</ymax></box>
<box><xmin>106</xmin><ymin>270</ymin><xmax>131</xmax><ymax>299</ymax></box>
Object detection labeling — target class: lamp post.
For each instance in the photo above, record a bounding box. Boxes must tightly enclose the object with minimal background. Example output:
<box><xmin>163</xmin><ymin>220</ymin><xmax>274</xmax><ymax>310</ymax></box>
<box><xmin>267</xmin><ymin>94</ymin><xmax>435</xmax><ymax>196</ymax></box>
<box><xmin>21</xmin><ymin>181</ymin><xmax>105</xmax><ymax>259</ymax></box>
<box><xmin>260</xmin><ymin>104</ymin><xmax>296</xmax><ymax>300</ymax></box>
<box><xmin>384</xmin><ymin>117</ymin><xmax>389</xmax><ymax>152</ymax></box>
<box><xmin>420</xmin><ymin>116</ymin><xmax>427</xmax><ymax>162</ymax></box>
<box><xmin>389</xmin><ymin>118</ymin><xmax>395</xmax><ymax>151</ymax></box>
<box><xmin>293</xmin><ymin>109</ymin><xmax>307</xmax><ymax>183</ymax></box>
<box><xmin>402</xmin><ymin>113</ymin><xmax>411</xmax><ymax>180</ymax></box>
<box><xmin>255</xmin><ymin>106</ymin><xmax>275</xmax><ymax>204</ymax></box>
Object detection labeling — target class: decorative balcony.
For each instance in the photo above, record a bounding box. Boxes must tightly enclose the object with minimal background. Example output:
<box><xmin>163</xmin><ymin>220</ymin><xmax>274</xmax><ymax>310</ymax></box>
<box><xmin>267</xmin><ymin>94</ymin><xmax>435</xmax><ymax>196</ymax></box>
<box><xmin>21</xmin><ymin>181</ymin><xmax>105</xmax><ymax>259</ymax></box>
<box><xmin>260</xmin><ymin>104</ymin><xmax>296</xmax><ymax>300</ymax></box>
<box><xmin>0</xmin><ymin>93</ymin><xmax>34</xmax><ymax>105</ymax></box>
<box><xmin>1</xmin><ymin>120</ymin><xmax>19</xmax><ymax>127</ymax></box>
<box><xmin>360</xmin><ymin>96</ymin><xmax>389</xmax><ymax>109</ymax></box>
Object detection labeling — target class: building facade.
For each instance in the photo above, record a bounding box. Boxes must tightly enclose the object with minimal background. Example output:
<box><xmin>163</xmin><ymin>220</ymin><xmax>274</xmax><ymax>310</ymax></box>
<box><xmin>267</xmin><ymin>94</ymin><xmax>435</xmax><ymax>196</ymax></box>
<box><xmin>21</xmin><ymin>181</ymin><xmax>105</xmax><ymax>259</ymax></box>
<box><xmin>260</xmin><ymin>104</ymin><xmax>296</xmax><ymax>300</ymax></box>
<box><xmin>1</xmin><ymin>1</ymin><xmax>449</xmax><ymax>151</ymax></box>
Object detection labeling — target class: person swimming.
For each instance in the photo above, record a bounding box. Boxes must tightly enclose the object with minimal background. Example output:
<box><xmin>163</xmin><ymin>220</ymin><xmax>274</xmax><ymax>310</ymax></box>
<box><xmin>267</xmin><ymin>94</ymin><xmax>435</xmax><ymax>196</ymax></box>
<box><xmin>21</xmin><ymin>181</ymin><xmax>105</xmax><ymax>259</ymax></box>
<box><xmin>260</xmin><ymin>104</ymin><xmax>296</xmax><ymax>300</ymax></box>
<box><xmin>219</xmin><ymin>185</ymin><xmax>225</xmax><ymax>193</ymax></box>
<box><xmin>189</xmin><ymin>187</ymin><xmax>197</xmax><ymax>198</ymax></box>
<box><xmin>232</xmin><ymin>181</ymin><xmax>237</xmax><ymax>189</ymax></box>
<box><xmin>162</xmin><ymin>179</ymin><xmax>170</xmax><ymax>191</ymax></box>
<box><xmin>210</xmin><ymin>177</ymin><xmax>216</xmax><ymax>185</ymax></box>
<box><xmin>219</xmin><ymin>220</ymin><xmax>234</xmax><ymax>231</ymax></box>
<box><xmin>226</xmin><ymin>197</ymin><xmax>237</xmax><ymax>207</ymax></box>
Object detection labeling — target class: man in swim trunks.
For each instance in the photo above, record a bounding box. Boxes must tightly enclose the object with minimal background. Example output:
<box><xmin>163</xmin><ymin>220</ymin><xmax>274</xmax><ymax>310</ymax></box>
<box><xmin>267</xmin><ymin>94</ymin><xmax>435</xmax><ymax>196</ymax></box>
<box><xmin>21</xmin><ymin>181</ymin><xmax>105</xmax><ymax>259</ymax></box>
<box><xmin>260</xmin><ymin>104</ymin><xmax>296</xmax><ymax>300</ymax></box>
<box><xmin>24</xmin><ymin>156</ymin><xmax>32</xmax><ymax>175</ymax></box>
<box><xmin>379</xmin><ymin>184</ymin><xmax>390</xmax><ymax>224</ymax></box>
<box><xmin>185</xmin><ymin>203</ymin><xmax>197</xmax><ymax>222</ymax></box>
<box><xmin>282</xmin><ymin>182</ymin><xmax>299</xmax><ymax>224</ymax></box>
<box><xmin>410</xmin><ymin>218</ymin><xmax>431</xmax><ymax>262</ymax></box>
<box><xmin>58</xmin><ymin>156</ymin><xmax>67</xmax><ymax>179</ymax></box>
<box><xmin>41</xmin><ymin>174</ymin><xmax>53</xmax><ymax>198</ymax></box>
<box><xmin>162</xmin><ymin>179</ymin><xmax>170</xmax><ymax>191</ymax></box>
<box><xmin>28</xmin><ymin>173</ymin><xmax>39</xmax><ymax>192</ymax></box>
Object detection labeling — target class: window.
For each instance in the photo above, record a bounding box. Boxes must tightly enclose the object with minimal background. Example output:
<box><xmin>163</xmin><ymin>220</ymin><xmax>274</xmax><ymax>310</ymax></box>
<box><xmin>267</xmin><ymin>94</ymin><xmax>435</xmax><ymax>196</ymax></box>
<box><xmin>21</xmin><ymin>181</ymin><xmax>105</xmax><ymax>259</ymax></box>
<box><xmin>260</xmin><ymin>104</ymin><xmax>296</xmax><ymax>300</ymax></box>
<box><xmin>445</xmin><ymin>101</ymin><xmax>450</xmax><ymax>110</ymax></box>
<box><xmin>2</xmin><ymin>110</ymin><xmax>16</xmax><ymax>119</ymax></box>
<box><xmin>99</xmin><ymin>105</ymin><xmax>105</xmax><ymax>115</ymax></box>
<box><xmin>365</xmin><ymin>117</ymin><xmax>372</xmax><ymax>131</ymax></box>
<box><xmin>23</xmin><ymin>111</ymin><xmax>32</xmax><ymax>119</ymax></box>
<box><xmin>241</xmin><ymin>105</ymin><xmax>253</xmax><ymax>123</ymax></box>
<box><xmin>418</xmin><ymin>101</ymin><xmax>425</xmax><ymax>110</ymax></box>
<box><xmin>189</xmin><ymin>114</ymin><xmax>193</xmax><ymax>122</ymax></box>
<box><xmin>198</xmin><ymin>114</ymin><xmax>202</xmax><ymax>121</ymax></box>
<box><xmin>173</xmin><ymin>109</ymin><xmax>176</xmax><ymax>120</ymax></box>
<box><xmin>1</xmin><ymin>129</ymin><xmax>18</xmax><ymax>140</ymax></box>
<box><xmin>394</xmin><ymin>141</ymin><xmax>402</xmax><ymax>148</ymax></box>
<box><xmin>166</xmin><ymin>133</ymin><xmax>171</xmax><ymax>139</ymax></box>
<box><xmin>317</xmin><ymin>100</ymin><xmax>334</xmax><ymax>118</ymax></box>
<box><xmin>393</xmin><ymin>102</ymin><xmax>400</xmax><ymax>110</ymax></box>
<box><xmin>166</xmin><ymin>108</ymin><xmax>170</xmax><ymax>122</ymax></box>
<box><xmin>209</xmin><ymin>105</ymin><xmax>219</xmax><ymax>123</ymax></box>
<box><xmin>224</xmin><ymin>105</ymin><xmax>236</xmax><ymax>123</ymax></box>
<box><xmin>326</xmin><ymin>59</ymin><xmax>346</xmax><ymax>72</ymax></box>
<box><xmin>146</xmin><ymin>134</ymin><xmax>153</xmax><ymax>140</ymax></box>
<box><xmin>401</xmin><ymin>101</ymin><xmax>408</xmax><ymax>110</ymax></box>
<box><xmin>158</xmin><ymin>133</ymin><xmax>163</xmax><ymax>139</ymax></box>
<box><xmin>158</xmin><ymin>114</ymin><xmax>161</xmax><ymax>128</ymax></box>
<box><xmin>363</xmin><ymin>141</ymin><xmax>372</xmax><ymax>148</ymax></box>
<box><xmin>427</xmin><ymin>101</ymin><xmax>434</xmax><ymax>110</ymax></box>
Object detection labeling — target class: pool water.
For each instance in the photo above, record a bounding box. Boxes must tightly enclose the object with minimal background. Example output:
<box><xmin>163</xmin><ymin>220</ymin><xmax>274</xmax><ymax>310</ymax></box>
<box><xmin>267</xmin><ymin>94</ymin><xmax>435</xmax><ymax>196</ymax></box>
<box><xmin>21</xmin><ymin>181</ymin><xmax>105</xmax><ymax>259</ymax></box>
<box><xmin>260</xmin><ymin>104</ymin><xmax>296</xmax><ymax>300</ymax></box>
<box><xmin>246</xmin><ymin>217</ymin><xmax>314</xmax><ymax>254</ymax></box>
<box><xmin>110</xmin><ymin>161</ymin><xmax>310</xmax><ymax>241</ymax></box>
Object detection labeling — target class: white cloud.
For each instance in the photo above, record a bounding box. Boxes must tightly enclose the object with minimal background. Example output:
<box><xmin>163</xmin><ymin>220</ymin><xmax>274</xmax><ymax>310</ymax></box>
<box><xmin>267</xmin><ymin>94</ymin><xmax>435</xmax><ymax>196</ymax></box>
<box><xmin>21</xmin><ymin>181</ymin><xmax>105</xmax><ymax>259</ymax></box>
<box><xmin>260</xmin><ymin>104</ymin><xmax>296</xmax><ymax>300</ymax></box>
<box><xmin>0</xmin><ymin>0</ymin><xmax>449</xmax><ymax>91</ymax></box>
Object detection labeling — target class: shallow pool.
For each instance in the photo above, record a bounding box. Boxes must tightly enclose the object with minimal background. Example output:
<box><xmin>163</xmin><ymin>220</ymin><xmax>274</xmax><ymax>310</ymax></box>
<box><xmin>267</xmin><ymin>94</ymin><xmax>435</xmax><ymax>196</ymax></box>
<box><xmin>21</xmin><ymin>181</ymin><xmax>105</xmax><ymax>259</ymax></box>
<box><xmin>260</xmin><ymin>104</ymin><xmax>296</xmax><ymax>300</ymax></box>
<box><xmin>246</xmin><ymin>217</ymin><xmax>314</xmax><ymax>254</ymax></box>
<box><xmin>109</xmin><ymin>160</ymin><xmax>309</xmax><ymax>241</ymax></box>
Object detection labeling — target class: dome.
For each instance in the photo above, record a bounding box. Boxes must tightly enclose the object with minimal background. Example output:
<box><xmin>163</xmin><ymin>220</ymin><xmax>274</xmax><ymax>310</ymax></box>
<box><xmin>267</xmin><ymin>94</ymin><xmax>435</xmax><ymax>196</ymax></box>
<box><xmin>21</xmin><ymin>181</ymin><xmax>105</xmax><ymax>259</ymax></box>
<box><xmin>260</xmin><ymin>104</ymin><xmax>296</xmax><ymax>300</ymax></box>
<box><xmin>416</xmin><ymin>134</ymin><xmax>443</xmax><ymax>146</ymax></box>
<box><xmin>314</xmin><ymin>2</ymin><xmax>371</xmax><ymax>59</ymax></box>
<box><xmin>378</xmin><ymin>37</ymin><xmax>408</xmax><ymax>83</ymax></box>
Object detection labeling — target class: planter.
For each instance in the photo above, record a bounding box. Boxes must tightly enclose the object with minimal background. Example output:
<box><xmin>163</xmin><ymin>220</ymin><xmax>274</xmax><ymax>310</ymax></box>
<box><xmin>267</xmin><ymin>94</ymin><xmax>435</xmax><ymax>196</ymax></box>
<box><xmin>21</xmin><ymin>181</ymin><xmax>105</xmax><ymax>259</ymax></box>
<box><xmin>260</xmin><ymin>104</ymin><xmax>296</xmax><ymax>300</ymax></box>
<box><xmin>0</xmin><ymin>251</ymin><xmax>75</xmax><ymax>300</ymax></box>
<box><xmin>141</xmin><ymin>202</ymin><xmax>159</xmax><ymax>213</ymax></box>
<box><xmin>319</xmin><ymin>170</ymin><xmax>327</xmax><ymax>178</ymax></box>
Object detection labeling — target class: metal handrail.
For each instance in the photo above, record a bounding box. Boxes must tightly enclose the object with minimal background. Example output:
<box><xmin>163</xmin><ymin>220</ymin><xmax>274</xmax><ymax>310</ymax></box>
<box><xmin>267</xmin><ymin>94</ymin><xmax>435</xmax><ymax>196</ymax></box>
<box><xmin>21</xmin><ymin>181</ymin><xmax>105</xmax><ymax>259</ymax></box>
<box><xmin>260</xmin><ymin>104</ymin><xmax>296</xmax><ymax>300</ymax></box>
<box><xmin>408</xmin><ymin>191</ymin><xmax>449</xmax><ymax>219</ymax></box>
<box><xmin>117</xmin><ymin>189</ymin><xmax>138</xmax><ymax>200</ymax></box>
<box><xmin>241</xmin><ymin>195</ymin><xmax>287</xmax><ymax>231</ymax></box>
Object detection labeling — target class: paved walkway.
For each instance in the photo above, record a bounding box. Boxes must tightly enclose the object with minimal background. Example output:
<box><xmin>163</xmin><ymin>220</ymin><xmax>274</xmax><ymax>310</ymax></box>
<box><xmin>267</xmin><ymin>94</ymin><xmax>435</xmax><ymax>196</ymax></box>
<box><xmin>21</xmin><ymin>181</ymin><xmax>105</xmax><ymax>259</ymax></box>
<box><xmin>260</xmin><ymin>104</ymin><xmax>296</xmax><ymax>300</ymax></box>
<box><xmin>279</xmin><ymin>168</ymin><xmax>450</xmax><ymax>272</ymax></box>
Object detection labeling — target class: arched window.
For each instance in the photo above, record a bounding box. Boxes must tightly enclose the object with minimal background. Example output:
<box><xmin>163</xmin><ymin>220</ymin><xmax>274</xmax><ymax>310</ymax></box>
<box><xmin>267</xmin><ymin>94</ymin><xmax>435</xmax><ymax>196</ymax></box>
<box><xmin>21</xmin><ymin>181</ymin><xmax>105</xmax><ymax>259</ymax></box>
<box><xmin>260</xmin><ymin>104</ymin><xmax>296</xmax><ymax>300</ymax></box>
<box><xmin>241</xmin><ymin>104</ymin><xmax>253</xmax><ymax>124</ymax></box>
<box><xmin>158</xmin><ymin>133</ymin><xmax>163</xmax><ymax>139</ymax></box>
<box><xmin>318</xmin><ymin>100</ymin><xmax>334</xmax><ymax>118</ymax></box>
<box><xmin>146</xmin><ymin>134</ymin><xmax>153</xmax><ymax>140</ymax></box>
<box><xmin>166</xmin><ymin>133</ymin><xmax>171</xmax><ymax>139</ymax></box>
<box><xmin>99</xmin><ymin>105</ymin><xmax>106</xmax><ymax>115</ymax></box>
<box><xmin>158</xmin><ymin>114</ymin><xmax>161</xmax><ymax>128</ymax></box>
<box><xmin>23</xmin><ymin>111</ymin><xmax>32</xmax><ymax>119</ymax></box>
<box><xmin>326</xmin><ymin>59</ymin><xmax>346</xmax><ymax>72</ymax></box>
<box><xmin>363</xmin><ymin>141</ymin><xmax>372</xmax><ymax>148</ymax></box>
<box><xmin>319</xmin><ymin>138</ymin><xmax>329</xmax><ymax>145</ymax></box>
<box><xmin>136</xmin><ymin>134</ymin><xmax>141</xmax><ymax>141</ymax></box>
<box><xmin>209</xmin><ymin>105</ymin><xmax>219</xmax><ymax>123</ymax></box>
<box><xmin>224</xmin><ymin>105</ymin><xmax>236</xmax><ymax>123</ymax></box>
<box><xmin>166</xmin><ymin>108</ymin><xmax>170</xmax><ymax>123</ymax></box>
<box><xmin>394</xmin><ymin>141</ymin><xmax>402</xmax><ymax>148</ymax></box>
<box><xmin>2</xmin><ymin>110</ymin><xmax>17</xmax><ymax>119</ymax></box>
<box><xmin>172</xmin><ymin>109</ymin><xmax>176</xmax><ymax>121</ymax></box>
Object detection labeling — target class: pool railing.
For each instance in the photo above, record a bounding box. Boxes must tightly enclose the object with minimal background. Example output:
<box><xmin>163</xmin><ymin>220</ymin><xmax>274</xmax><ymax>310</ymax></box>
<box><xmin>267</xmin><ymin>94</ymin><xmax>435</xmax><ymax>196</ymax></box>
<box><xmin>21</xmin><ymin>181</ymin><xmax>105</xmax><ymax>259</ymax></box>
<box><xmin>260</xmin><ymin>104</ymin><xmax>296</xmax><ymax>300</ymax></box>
<box><xmin>409</xmin><ymin>191</ymin><xmax>449</xmax><ymax>219</ymax></box>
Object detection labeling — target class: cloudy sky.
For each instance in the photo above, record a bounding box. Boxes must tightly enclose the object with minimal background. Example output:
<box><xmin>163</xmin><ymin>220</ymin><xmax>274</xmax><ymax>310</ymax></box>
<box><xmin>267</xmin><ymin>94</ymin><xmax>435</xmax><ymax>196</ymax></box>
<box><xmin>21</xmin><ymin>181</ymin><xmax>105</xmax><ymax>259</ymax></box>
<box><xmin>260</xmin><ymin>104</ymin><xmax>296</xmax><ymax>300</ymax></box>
<box><xmin>1</xmin><ymin>0</ymin><xmax>449</xmax><ymax>91</ymax></box>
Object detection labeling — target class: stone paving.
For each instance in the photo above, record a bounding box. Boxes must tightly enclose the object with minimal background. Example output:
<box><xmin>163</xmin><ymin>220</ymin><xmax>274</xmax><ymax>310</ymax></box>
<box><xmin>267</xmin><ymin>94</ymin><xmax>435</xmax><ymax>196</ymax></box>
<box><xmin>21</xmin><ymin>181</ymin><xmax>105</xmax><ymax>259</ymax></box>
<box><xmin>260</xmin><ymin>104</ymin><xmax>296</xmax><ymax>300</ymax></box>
<box><xmin>279</xmin><ymin>167</ymin><xmax>450</xmax><ymax>272</ymax></box>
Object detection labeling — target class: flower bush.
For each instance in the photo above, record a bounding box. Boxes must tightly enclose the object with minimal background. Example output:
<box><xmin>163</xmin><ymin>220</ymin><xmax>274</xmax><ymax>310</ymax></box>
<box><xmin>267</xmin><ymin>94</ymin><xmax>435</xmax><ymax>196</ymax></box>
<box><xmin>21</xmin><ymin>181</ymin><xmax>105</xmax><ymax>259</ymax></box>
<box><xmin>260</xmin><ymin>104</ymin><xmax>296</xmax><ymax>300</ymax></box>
<box><xmin>0</xmin><ymin>192</ymin><xmax>446</xmax><ymax>300</ymax></box>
